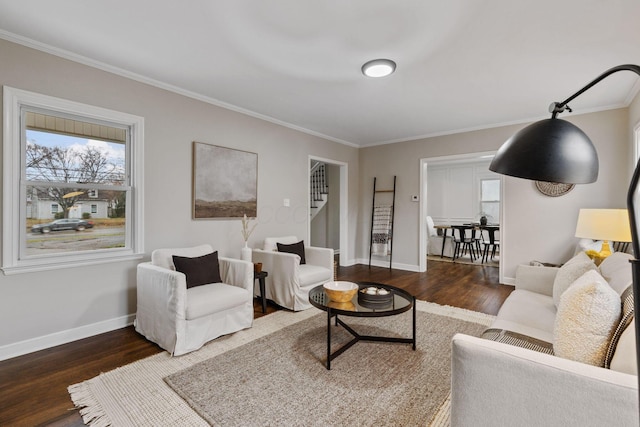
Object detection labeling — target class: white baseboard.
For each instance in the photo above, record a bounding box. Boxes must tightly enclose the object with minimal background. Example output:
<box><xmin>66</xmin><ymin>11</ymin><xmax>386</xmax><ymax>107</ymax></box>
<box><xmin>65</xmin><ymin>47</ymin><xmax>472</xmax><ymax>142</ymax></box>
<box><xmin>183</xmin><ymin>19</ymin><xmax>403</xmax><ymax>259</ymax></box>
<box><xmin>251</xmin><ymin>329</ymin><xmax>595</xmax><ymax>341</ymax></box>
<box><xmin>0</xmin><ymin>313</ymin><xmax>135</xmax><ymax>362</ymax></box>
<box><xmin>502</xmin><ymin>276</ymin><xmax>515</xmax><ymax>286</ymax></box>
<box><xmin>357</xmin><ymin>258</ymin><xmax>421</xmax><ymax>272</ymax></box>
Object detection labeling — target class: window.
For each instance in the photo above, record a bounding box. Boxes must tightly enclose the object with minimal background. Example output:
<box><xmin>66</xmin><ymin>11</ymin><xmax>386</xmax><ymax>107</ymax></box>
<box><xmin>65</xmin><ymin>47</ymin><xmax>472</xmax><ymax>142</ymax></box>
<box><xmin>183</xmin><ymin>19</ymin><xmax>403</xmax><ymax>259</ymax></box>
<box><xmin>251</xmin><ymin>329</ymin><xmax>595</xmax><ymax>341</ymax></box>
<box><xmin>3</xmin><ymin>86</ymin><xmax>144</xmax><ymax>274</ymax></box>
<box><xmin>480</xmin><ymin>178</ymin><xmax>500</xmax><ymax>223</ymax></box>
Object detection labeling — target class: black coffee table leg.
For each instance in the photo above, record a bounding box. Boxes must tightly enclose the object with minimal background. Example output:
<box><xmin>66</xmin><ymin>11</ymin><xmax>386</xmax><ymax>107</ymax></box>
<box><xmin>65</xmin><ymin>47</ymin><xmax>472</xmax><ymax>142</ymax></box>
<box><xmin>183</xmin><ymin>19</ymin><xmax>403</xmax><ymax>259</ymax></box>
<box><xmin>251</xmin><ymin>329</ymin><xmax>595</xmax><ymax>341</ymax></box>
<box><xmin>412</xmin><ymin>296</ymin><xmax>416</xmax><ymax>350</ymax></box>
<box><xmin>327</xmin><ymin>308</ymin><xmax>332</xmax><ymax>370</ymax></box>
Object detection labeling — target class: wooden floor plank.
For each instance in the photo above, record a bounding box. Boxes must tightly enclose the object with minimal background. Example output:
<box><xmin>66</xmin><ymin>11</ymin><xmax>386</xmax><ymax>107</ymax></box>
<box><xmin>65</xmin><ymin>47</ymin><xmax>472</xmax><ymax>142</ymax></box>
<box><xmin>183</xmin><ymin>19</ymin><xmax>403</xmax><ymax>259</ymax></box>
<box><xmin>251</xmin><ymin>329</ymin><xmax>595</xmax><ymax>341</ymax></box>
<box><xmin>0</xmin><ymin>260</ymin><xmax>512</xmax><ymax>426</ymax></box>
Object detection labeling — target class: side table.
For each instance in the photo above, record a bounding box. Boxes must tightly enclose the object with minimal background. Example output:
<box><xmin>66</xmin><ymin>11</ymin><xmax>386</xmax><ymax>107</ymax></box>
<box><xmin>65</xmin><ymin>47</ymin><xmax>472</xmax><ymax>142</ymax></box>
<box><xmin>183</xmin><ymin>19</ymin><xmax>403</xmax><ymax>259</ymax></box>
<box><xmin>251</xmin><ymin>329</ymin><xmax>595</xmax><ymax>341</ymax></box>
<box><xmin>254</xmin><ymin>270</ymin><xmax>268</xmax><ymax>313</ymax></box>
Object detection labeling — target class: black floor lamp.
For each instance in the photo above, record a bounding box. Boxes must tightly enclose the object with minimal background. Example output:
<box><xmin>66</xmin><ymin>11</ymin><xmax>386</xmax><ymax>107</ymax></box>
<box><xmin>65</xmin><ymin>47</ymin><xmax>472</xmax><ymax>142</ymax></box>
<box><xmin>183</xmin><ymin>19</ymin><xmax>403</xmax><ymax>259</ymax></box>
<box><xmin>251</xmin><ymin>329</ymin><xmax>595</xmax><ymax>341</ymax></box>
<box><xmin>489</xmin><ymin>64</ymin><xmax>640</xmax><ymax>412</ymax></box>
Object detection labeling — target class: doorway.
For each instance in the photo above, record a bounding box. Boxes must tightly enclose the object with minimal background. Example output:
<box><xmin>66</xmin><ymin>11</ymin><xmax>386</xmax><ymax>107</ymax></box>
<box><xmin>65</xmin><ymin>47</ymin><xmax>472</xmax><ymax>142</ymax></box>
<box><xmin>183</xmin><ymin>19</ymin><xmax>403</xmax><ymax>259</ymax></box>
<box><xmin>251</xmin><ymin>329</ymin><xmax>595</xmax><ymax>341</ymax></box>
<box><xmin>308</xmin><ymin>156</ymin><xmax>348</xmax><ymax>267</ymax></box>
<box><xmin>419</xmin><ymin>152</ymin><xmax>505</xmax><ymax>282</ymax></box>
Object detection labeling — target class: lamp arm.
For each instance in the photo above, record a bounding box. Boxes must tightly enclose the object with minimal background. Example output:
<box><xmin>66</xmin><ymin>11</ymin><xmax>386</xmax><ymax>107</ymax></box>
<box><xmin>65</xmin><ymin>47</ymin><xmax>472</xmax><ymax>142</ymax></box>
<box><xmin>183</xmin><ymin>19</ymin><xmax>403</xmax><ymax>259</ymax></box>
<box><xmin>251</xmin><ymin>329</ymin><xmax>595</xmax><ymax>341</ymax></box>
<box><xmin>551</xmin><ymin>64</ymin><xmax>640</xmax><ymax>117</ymax></box>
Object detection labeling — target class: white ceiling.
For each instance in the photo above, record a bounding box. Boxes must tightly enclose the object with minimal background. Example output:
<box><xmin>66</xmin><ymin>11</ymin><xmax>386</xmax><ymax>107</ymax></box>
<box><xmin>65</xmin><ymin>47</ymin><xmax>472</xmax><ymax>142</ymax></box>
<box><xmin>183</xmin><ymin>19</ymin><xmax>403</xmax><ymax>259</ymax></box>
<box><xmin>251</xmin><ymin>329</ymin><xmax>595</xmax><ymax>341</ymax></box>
<box><xmin>1</xmin><ymin>0</ymin><xmax>640</xmax><ymax>147</ymax></box>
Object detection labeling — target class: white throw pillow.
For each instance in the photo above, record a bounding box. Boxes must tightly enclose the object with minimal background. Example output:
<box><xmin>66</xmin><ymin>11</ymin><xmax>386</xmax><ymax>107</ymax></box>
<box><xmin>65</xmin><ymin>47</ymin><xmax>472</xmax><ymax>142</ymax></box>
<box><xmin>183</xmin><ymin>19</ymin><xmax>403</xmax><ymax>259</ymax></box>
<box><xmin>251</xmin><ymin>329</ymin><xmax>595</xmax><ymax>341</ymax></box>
<box><xmin>552</xmin><ymin>258</ymin><xmax>597</xmax><ymax>307</ymax></box>
<box><xmin>553</xmin><ymin>270</ymin><xmax>621</xmax><ymax>367</ymax></box>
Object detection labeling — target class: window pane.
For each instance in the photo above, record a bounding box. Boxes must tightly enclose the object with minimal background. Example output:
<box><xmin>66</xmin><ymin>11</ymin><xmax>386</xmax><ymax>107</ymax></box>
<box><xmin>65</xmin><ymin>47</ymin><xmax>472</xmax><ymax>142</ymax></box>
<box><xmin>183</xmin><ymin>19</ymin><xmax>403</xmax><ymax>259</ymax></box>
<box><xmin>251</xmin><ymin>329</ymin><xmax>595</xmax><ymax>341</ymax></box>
<box><xmin>25</xmin><ymin>185</ymin><xmax>126</xmax><ymax>256</ymax></box>
<box><xmin>481</xmin><ymin>202</ymin><xmax>500</xmax><ymax>223</ymax></box>
<box><xmin>481</xmin><ymin>179</ymin><xmax>500</xmax><ymax>201</ymax></box>
<box><xmin>25</xmin><ymin>129</ymin><xmax>126</xmax><ymax>186</ymax></box>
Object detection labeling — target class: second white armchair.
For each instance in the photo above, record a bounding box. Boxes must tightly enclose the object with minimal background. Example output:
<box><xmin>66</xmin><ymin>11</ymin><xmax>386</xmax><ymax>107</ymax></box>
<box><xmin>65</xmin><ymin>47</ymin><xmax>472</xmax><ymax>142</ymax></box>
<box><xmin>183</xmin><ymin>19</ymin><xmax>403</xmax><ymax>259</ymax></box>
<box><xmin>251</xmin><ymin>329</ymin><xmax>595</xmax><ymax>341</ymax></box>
<box><xmin>252</xmin><ymin>236</ymin><xmax>334</xmax><ymax>311</ymax></box>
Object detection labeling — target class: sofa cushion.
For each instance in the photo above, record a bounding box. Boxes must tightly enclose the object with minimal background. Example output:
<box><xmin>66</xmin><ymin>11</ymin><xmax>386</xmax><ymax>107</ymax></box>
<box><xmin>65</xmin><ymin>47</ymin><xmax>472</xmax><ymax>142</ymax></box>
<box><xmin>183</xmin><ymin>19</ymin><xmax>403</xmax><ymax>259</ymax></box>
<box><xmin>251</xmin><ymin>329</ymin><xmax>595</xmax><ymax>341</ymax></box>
<box><xmin>277</xmin><ymin>240</ymin><xmax>306</xmax><ymax>264</ymax></box>
<box><xmin>598</xmin><ymin>252</ymin><xmax>633</xmax><ymax>295</ymax></box>
<box><xmin>610</xmin><ymin>319</ymin><xmax>637</xmax><ymax>375</ymax></box>
<box><xmin>185</xmin><ymin>283</ymin><xmax>249</xmax><ymax>320</ymax></box>
<box><xmin>298</xmin><ymin>264</ymin><xmax>332</xmax><ymax>288</ymax></box>
<box><xmin>492</xmin><ymin>289</ymin><xmax>557</xmax><ymax>343</ymax></box>
<box><xmin>173</xmin><ymin>251</ymin><xmax>222</xmax><ymax>289</ymax></box>
<box><xmin>606</xmin><ymin>285</ymin><xmax>634</xmax><ymax>369</ymax></box>
<box><xmin>552</xmin><ymin>257</ymin><xmax>597</xmax><ymax>307</ymax></box>
<box><xmin>553</xmin><ymin>270</ymin><xmax>621</xmax><ymax>367</ymax></box>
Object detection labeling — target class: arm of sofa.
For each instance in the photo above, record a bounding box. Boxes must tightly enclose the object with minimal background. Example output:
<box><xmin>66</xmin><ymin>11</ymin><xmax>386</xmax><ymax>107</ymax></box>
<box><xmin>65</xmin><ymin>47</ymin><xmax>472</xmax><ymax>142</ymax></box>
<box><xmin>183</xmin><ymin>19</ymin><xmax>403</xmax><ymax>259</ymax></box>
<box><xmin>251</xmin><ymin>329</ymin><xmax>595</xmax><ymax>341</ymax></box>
<box><xmin>252</xmin><ymin>249</ymin><xmax>301</xmax><ymax>302</ymax></box>
<box><xmin>514</xmin><ymin>264</ymin><xmax>559</xmax><ymax>296</ymax></box>
<box><xmin>451</xmin><ymin>334</ymin><xmax>638</xmax><ymax>427</ymax></box>
<box><xmin>304</xmin><ymin>246</ymin><xmax>334</xmax><ymax>272</ymax></box>
<box><xmin>219</xmin><ymin>257</ymin><xmax>253</xmax><ymax>294</ymax></box>
<box><xmin>135</xmin><ymin>262</ymin><xmax>188</xmax><ymax>353</ymax></box>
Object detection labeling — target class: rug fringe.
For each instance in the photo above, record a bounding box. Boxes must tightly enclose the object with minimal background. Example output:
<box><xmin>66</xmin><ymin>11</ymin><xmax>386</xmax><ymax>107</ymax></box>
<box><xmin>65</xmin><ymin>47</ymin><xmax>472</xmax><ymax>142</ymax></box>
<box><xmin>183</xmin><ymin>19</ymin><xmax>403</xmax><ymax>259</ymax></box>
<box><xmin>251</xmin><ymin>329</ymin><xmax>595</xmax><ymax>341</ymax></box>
<box><xmin>68</xmin><ymin>383</ymin><xmax>111</xmax><ymax>427</ymax></box>
<box><xmin>416</xmin><ymin>300</ymin><xmax>494</xmax><ymax>326</ymax></box>
<box><xmin>428</xmin><ymin>393</ymin><xmax>451</xmax><ymax>427</ymax></box>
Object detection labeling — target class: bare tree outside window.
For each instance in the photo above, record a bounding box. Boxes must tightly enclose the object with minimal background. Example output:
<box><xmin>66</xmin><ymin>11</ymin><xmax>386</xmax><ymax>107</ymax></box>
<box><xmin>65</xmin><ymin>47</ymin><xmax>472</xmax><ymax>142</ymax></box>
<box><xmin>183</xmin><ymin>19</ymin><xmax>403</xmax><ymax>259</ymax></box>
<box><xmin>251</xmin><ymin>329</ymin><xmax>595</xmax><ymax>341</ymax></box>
<box><xmin>26</xmin><ymin>131</ymin><xmax>125</xmax><ymax>219</ymax></box>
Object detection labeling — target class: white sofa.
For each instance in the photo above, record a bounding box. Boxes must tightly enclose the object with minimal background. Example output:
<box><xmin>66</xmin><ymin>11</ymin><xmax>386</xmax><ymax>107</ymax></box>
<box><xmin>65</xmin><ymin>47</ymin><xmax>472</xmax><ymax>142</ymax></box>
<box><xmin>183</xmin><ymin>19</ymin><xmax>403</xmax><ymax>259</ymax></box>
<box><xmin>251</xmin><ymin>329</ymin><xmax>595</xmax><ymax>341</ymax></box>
<box><xmin>251</xmin><ymin>236</ymin><xmax>333</xmax><ymax>311</ymax></box>
<box><xmin>452</xmin><ymin>251</ymin><xmax>638</xmax><ymax>426</ymax></box>
<box><xmin>135</xmin><ymin>244</ymin><xmax>254</xmax><ymax>356</ymax></box>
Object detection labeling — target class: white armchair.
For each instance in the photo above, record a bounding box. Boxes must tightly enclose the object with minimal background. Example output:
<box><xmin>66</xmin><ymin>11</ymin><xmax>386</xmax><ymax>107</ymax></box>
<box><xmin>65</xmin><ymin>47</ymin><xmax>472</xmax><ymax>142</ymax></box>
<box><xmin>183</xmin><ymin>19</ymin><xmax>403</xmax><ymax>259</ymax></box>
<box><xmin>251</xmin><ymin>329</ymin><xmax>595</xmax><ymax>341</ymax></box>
<box><xmin>427</xmin><ymin>216</ymin><xmax>454</xmax><ymax>258</ymax></box>
<box><xmin>135</xmin><ymin>244</ymin><xmax>254</xmax><ymax>356</ymax></box>
<box><xmin>252</xmin><ymin>236</ymin><xmax>334</xmax><ymax>311</ymax></box>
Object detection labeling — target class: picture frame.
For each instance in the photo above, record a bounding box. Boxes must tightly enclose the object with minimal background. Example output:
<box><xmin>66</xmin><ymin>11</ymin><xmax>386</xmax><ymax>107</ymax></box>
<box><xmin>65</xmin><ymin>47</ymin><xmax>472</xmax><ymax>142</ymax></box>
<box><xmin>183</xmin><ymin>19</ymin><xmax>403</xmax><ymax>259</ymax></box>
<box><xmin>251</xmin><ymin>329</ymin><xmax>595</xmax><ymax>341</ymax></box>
<box><xmin>192</xmin><ymin>141</ymin><xmax>257</xmax><ymax>219</ymax></box>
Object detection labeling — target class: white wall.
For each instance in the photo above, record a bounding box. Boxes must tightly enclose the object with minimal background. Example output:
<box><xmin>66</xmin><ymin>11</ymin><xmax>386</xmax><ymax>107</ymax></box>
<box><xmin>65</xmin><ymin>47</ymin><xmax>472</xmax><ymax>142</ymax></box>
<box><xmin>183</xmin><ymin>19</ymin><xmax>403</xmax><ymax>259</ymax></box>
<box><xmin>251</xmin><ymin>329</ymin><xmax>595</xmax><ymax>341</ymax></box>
<box><xmin>358</xmin><ymin>109</ymin><xmax>631</xmax><ymax>279</ymax></box>
<box><xmin>0</xmin><ymin>39</ymin><xmax>359</xmax><ymax>359</ymax></box>
<box><xmin>427</xmin><ymin>160</ymin><xmax>498</xmax><ymax>224</ymax></box>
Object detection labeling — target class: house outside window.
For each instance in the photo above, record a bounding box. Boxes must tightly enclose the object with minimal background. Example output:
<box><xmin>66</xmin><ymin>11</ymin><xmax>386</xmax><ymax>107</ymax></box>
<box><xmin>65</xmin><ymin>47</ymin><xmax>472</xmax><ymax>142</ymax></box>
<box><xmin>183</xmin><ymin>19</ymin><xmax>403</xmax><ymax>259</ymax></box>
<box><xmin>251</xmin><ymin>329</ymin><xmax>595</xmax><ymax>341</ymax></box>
<box><xmin>2</xmin><ymin>86</ymin><xmax>144</xmax><ymax>274</ymax></box>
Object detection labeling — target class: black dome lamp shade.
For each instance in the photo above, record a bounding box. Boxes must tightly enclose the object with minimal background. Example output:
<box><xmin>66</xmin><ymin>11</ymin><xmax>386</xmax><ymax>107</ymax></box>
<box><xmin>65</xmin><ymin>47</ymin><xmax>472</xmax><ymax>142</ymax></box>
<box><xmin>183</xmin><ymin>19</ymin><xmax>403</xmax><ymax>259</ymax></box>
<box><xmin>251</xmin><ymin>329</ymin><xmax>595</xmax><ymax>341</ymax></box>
<box><xmin>490</xmin><ymin>64</ymin><xmax>640</xmax><ymax>413</ymax></box>
<box><xmin>490</xmin><ymin>118</ymin><xmax>598</xmax><ymax>184</ymax></box>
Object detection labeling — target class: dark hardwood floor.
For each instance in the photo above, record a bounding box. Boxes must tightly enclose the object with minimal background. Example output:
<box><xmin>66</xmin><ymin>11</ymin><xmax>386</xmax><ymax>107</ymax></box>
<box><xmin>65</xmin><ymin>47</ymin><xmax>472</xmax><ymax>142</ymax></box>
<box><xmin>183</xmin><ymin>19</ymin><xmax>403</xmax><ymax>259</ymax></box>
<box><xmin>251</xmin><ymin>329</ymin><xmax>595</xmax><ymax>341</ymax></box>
<box><xmin>0</xmin><ymin>259</ymin><xmax>512</xmax><ymax>426</ymax></box>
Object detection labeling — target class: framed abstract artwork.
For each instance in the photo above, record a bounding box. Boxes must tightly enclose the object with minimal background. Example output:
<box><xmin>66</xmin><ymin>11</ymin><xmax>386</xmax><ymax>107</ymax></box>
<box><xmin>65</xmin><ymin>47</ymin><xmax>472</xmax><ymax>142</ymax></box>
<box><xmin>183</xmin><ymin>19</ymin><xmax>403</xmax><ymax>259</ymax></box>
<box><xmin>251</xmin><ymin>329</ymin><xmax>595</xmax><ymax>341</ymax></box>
<box><xmin>192</xmin><ymin>142</ymin><xmax>257</xmax><ymax>219</ymax></box>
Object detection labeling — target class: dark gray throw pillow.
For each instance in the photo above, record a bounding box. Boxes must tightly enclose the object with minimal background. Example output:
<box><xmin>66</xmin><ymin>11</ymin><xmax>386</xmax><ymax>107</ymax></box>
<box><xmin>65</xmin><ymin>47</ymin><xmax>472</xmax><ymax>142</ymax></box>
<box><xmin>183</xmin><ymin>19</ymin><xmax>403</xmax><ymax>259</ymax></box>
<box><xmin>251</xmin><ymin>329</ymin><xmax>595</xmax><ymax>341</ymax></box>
<box><xmin>172</xmin><ymin>251</ymin><xmax>222</xmax><ymax>289</ymax></box>
<box><xmin>277</xmin><ymin>240</ymin><xmax>306</xmax><ymax>264</ymax></box>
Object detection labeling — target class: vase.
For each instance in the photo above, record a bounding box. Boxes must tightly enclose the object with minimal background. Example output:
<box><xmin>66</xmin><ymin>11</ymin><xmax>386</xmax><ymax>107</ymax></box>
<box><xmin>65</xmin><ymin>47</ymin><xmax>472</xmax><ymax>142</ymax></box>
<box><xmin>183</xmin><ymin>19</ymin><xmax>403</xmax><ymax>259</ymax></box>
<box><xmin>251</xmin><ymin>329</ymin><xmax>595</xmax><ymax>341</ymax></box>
<box><xmin>241</xmin><ymin>242</ymin><xmax>252</xmax><ymax>262</ymax></box>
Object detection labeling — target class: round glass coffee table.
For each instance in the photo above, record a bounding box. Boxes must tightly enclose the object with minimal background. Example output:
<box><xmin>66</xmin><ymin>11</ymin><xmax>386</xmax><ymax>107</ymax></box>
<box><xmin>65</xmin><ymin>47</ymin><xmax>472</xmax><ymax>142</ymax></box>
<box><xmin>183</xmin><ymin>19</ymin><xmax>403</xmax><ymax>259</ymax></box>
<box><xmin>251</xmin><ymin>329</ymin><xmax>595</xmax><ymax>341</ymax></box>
<box><xmin>308</xmin><ymin>281</ymin><xmax>416</xmax><ymax>370</ymax></box>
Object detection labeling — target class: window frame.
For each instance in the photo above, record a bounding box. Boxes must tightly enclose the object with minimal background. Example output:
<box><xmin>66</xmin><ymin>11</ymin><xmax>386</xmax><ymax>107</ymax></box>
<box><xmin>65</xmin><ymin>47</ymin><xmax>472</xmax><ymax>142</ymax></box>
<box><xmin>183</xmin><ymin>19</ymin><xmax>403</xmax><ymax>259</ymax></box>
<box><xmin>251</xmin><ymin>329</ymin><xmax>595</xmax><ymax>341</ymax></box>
<box><xmin>3</xmin><ymin>86</ymin><xmax>144</xmax><ymax>274</ymax></box>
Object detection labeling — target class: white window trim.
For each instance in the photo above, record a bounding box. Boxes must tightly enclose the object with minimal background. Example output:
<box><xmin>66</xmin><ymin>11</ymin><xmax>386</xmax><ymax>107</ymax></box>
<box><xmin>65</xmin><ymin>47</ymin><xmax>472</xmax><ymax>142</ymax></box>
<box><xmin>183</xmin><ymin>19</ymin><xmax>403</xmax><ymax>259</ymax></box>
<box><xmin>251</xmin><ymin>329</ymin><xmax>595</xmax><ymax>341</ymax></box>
<box><xmin>3</xmin><ymin>86</ymin><xmax>144</xmax><ymax>274</ymax></box>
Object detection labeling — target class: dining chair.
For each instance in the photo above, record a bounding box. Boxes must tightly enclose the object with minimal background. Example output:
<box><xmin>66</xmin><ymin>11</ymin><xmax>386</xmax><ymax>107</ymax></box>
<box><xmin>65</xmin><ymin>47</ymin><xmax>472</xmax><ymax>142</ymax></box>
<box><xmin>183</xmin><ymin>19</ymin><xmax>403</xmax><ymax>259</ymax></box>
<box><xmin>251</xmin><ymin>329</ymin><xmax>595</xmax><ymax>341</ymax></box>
<box><xmin>481</xmin><ymin>226</ymin><xmax>500</xmax><ymax>263</ymax></box>
<box><xmin>451</xmin><ymin>225</ymin><xmax>477</xmax><ymax>261</ymax></box>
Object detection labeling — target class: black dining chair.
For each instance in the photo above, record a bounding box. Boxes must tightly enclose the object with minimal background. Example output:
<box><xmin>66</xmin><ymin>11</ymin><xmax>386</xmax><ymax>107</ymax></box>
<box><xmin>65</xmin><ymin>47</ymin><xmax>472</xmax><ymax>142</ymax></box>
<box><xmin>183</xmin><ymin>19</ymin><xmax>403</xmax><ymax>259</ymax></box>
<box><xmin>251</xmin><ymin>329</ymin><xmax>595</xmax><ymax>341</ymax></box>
<box><xmin>481</xmin><ymin>226</ymin><xmax>500</xmax><ymax>263</ymax></box>
<box><xmin>451</xmin><ymin>225</ymin><xmax>477</xmax><ymax>261</ymax></box>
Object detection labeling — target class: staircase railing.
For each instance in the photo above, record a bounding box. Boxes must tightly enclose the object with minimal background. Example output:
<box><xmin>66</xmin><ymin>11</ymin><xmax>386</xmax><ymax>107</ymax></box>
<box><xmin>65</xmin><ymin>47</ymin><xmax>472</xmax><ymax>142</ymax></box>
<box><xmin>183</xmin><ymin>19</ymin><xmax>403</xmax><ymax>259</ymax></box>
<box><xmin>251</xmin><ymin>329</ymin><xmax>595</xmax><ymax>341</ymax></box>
<box><xmin>310</xmin><ymin>163</ymin><xmax>327</xmax><ymax>209</ymax></box>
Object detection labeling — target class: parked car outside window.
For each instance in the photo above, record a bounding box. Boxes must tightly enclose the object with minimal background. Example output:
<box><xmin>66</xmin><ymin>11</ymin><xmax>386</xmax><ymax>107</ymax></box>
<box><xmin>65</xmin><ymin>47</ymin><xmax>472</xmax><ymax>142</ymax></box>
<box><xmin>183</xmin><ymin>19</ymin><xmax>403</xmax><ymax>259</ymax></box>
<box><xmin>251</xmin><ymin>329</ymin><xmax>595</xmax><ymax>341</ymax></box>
<box><xmin>31</xmin><ymin>219</ymin><xmax>94</xmax><ymax>233</ymax></box>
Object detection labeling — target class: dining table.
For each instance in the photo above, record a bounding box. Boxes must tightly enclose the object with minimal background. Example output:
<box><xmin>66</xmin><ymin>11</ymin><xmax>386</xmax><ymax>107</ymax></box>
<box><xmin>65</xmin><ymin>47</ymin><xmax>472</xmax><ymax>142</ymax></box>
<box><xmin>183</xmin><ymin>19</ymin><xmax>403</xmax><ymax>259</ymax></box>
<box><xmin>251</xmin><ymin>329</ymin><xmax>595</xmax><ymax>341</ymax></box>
<box><xmin>433</xmin><ymin>223</ymin><xmax>499</xmax><ymax>260</ymax></box>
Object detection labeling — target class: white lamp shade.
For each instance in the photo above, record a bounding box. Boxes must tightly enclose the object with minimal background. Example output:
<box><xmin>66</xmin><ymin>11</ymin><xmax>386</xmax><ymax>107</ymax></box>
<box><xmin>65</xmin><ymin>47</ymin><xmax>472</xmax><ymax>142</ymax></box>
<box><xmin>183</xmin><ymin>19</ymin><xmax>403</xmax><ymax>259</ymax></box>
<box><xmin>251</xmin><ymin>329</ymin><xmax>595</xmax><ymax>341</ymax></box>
<box><xmin>575</xmin><ymin>209</ymin><xmax>632</xmax><ymax>242</ymax></box>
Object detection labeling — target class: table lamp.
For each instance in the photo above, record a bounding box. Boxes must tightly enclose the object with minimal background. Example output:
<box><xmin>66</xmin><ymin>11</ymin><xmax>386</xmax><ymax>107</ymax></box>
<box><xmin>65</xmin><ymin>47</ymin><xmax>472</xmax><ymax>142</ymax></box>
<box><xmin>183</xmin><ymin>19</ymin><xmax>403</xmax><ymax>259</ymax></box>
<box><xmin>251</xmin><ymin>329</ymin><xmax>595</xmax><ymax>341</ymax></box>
<box><xmin>489</xmin><ymin>64</ymin><xmax>640</xmax><ymax>413</ymax></box>
<box><xmin>575</xmin><ymin>208</ymin><xmax>632</xmax><ymax>259</ymax></box>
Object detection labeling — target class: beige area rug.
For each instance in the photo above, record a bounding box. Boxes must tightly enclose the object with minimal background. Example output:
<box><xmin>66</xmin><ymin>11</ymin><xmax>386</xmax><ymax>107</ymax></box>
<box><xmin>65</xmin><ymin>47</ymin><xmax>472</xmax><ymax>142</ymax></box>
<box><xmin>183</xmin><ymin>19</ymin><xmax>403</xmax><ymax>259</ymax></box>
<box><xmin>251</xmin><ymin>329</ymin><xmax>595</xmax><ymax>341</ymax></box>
<box><xmin>427</xmin><ymin>254</ymin><xmax>499</xmax><ymax>267</ymax></box>
<box><xmin>69</xmin><ymin>301</ymin><xmax>493</xmax><ymax>426</ymax></box>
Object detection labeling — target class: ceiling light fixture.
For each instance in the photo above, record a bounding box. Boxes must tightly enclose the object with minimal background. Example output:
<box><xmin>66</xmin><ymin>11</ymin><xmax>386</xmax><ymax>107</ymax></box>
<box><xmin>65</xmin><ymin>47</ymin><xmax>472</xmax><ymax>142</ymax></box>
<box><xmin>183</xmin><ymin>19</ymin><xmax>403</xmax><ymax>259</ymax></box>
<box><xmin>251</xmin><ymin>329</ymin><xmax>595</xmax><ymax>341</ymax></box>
<box><xmin>361</xmin><ymin>59</ymin><xmax>396</xmax><ymax>78</ymax></box>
